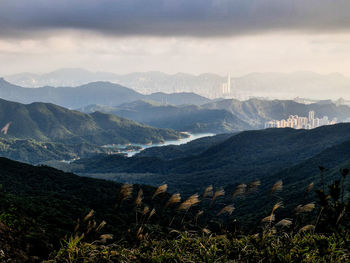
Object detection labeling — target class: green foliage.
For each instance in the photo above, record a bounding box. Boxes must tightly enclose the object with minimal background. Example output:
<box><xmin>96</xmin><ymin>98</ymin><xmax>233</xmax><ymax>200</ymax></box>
<box><xmin>0</xmin><ymin>98</ymin><xmax>184</xmax><ymax>146</ymax></box>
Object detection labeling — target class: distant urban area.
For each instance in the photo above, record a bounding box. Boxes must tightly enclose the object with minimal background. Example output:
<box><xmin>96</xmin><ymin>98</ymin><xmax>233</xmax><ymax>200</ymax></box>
<box><xmin>265</xmin><ymin>111</ymin><xmax>337</xmax><ymax>129</ymax></box>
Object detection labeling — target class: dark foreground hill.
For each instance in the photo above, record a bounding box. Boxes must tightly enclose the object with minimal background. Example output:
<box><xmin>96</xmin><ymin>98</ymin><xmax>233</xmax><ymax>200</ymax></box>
<box><xmin>0</xmin><ymin>98</ymin><xmax>184</xmax><ymax>146</ymax></box>
<box><xmin>0</xmin><ymin>157</ymin><xmax>175</xmax><ymax>261</ymax></box>
<box><xmin>1</xmin><ymin>149</ymin><xmax>350</xmax><ymax>262</ymax></box>
<box><xmin>60</xmin><ymin>124</ymin><xmax>350</xmax><ymax>225</ymax></box>
<box><xmin>66</xmin><ymin>123</ymin><xmax>350</xmax><ymax>220</ymax></box>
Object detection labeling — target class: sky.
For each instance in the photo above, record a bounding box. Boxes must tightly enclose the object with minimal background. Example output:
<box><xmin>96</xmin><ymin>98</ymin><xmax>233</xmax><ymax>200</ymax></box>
<box><xmin>0</xmin><ymin>0</ymin><xmax>350</xmax><ymax>76</ymax></box>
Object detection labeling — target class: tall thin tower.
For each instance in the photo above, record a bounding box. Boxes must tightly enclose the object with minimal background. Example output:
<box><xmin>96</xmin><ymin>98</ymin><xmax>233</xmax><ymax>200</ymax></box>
<box><xmin>227</xmin><ymin>74</ymin><xmax>231</xmax><ymax>94</ymax></box>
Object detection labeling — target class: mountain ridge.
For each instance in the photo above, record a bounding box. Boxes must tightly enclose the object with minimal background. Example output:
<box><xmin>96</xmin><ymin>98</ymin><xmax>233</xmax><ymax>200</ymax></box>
<box><xmin>0</xmin><ymin>98</ymin><xmax>185</xmax><ymax>146</ymax></box>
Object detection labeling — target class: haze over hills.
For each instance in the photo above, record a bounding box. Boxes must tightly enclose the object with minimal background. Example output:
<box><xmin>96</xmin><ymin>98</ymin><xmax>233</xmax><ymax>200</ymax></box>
<box><xmin>79</xmin><ymin>100</ymin><xmax>252</xmax><ymax>133</ymax></box>
<box><xmin>203</xmin><ymin>98</ymin><xmax>350</xmax><ymax>128</ymax></box>
<box><xmin>0</xmin><ymin>78</ymin><xmax>210</xmax><ymax>109</ymax></box>
<box><xmin>0</xmin><ymin>98</ymin><xmax>184</xmax><ymax>146</ymax></box>
<box><xmin>78</xmin><ymin>98</ymin><xmax>350</xmax><ymax>133</ymax></box>
<box><xmin>5</xmin><ymin>68</ymin><xmax>350</xmax><ymax>100</ymax></box>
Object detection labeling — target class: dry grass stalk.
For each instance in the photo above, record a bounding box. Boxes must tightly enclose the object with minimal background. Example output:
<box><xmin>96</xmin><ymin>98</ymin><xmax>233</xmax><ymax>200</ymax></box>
<box><xmin>83</xmin><ymin>209</ymin><xmax>95</xmax><ymax>222</ymax></box>
<box><xmin>202</xmin><ymin>185</ymin><xmax>213</xmax><ymax>198</ymax></box>
<box><xmin>165</xmin><ymin>193</ymin><xmax>181</xmax><ymax>209</ymax></box>
<box><xmin>295</xmin><ymin>203</ymin><xmax>315</xmax><ymax>214</ymax></box>
<box><xmin>96</xmin><ymin>220</ymin><xmax>106</xmax><ymax>232</ymax></box>
<box><xmin>119</xmin><ymin>183</ymin><xmax>133</xmax><ymax>202</ymax></box>
<box><xmin>232</xmin><ymin>184</ymin><xmax>247</xmax><ymax>197</ymax></box>
<box><xmin>247</xmin><ymin>180</ymin><xmax>261</xmax><ymax>193</ymax></box>
<box><xmin>142</xmin><ymin>206</ymin><xmax>150</xmax><ymax>216</ymax></box>
<box><xmin>276</xmin><ymin>219</ymin><xmax>292</xmax><ymax>227</ymax></box>
<box><xmin>152</xmin><ymin>184</ymin><xmax>168</xmax><ymax>199</ymax></box>
<box><xmin>178</xmin><ymin>194</ymin><xmax>200</xmax><ymax>211</ymax></box>
<box><xmin>202</xmin><ymin>228</ymin><xmax>211</xmax><ymax>234</ymax></box>
<box><xmin>74</xmin><ymin>223</ymin><xmax>80</xmax><ymax>233</ymax></box>
<box><xmin>134</xmin><ymin>189</ymin><xmax>143</xmax><ymax>207</ymax></box>
<box><xmin>299</xmin><ymin>225</ymin><xmax>315</xmax><ymax>233</ymax></box>
<box><xmin>271</xmin><ymin>201</ymin><xmax>284</xmax><ymax>214</ymax></box>
<box><xmin>262</xmin><ymin>214</ymin><xmax>275</xmax><ymax>223</ymax></box>
<box><xmin>336</xmin><ymin>207</ymin><xmax>346</xmax><ymax>225</ymax></box>
<box><xmin>99</xmin><ymin>234</ymin><xmax>113</xmax><ymax>243</ymax></box>
<box><xmin>148</xmin><ymin>208</ymin><xmax>156</xmax><ymax>220</ymax></box>
<box><xmin>217</xmin><ymin>205</ymin><xmax>235</xmax><ymax>216</ymax></box>
<box><xmin>136</xmin><ymin>226</ymin><xmax>143</xmax><ymax>237</ymax></box>
<box><xmin>211</xmin><ymin>189</ymin><xmax>225</xmax><ymax>204</ymax></box>
<box><xmin>306</xmin><ymin>182</ymin><xmax>314</xmax><ymax>194</ymax></box>
<box><xmin>195</xmin><ymin>210</ymin><xmax>204</xmax><ymax>222</ymax></box>
<box><xmin>270</xmin><ymin>180</ymin><xmax>283</xmax><ymax>194</ymax></box>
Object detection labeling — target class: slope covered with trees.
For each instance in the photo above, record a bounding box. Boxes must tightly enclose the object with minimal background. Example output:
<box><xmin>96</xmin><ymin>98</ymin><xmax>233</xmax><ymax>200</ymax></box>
<box><xmin>0</xmin><ymin>98</ymin><xmax>185</xmax><ymax>146</ymax></box>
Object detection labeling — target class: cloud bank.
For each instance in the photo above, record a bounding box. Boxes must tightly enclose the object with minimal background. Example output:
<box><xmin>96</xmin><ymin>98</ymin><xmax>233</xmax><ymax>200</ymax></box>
<box><xmin>1</xmin><ymin>0</ymin><xmax>350</xmax><ymax>38</ymax></box>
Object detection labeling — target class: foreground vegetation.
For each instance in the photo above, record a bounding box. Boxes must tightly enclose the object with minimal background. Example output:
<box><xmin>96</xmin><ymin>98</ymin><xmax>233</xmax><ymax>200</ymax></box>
<box><xmin>0</xmin><ymin>156</ymin><xmax>350</xmax><ymax>262</ymax></box>
<box><xmin>48</xmin><ymin>168</ymin><xmax>350</xmax><ymax>262</ymax></box>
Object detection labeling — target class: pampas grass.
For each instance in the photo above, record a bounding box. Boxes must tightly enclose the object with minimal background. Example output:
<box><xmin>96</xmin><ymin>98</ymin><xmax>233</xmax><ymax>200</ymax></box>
<box><xmin>295</xmin><ymin>203</ymin><xmax>315</xmax><ymax>214</ymax></box>
<box><xmin>118</xmin><ymin>183</ymin><xmax>133</xmax><ymax>203</ymax></box>
<box><xmin>152</xmin><ymin>184</ymin><xmax>168</xmax><ymax>199</ymax></box>
<box><xmin>134</xmin><ymin>189</ymin><xmax>143</xmax><ymax>207</ymax></box>
<box><xmin>232</xmin><ymin>184</ymin><xmax>246</xmax><ymax>198</ymax></box>
<box><xmin>247</xmin><ymin>180</ymin><xmax>261</xmax><ymax>193</ymax></box>
<box><xmin>299</xmin><ymin>225</ymin><xmax>315</xmax><ymax>233</ymax></box>
<box><xmin>202</xmin><ymin>185</ymin><xmax>213</xmax><ymax>198</ymax></box>
<box><xmin>83</xmin><ymin>210</ymin><xmax>95</xmax><ymax>222</ymax></box>
<box><xmin>270</xmin><ymin>180</ymin><xmax>283</xmax><ymax>195</ymax></box>
<box><xmin>178</xmin><ymin>194</ymin><xmax>200</xmax><ymax>211</ymax></box>
<box><xmin>165</xmin><ymin>193</ymin><xmax>181</xmax><ymax>209</ymax></box>
<box><xmin>217</xmin><ymin>205</ymin><xmax>235</xmax><ymax>216</ymax></box>
<box><xmin>276</xmin><ymin>219</ymin><xmax>292</xmax><ymax>227</ymax></box>
<box><xmin>211</xmin><ymin>189</ymin><xmax>225</xmax><ymax>205</ymax></box>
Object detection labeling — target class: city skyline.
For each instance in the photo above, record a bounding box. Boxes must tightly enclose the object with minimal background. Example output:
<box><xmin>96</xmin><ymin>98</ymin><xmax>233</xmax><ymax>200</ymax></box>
<box><xmin>265</xmin><ymin>110</ymin><xmax>337</xmax><ymax>130</ymax></box>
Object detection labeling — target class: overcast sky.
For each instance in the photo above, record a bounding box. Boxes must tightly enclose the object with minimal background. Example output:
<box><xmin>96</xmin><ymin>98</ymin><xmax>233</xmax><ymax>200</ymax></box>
<box><xmin>1</xmin><ymin>0</ymin><xmax>350</xmax><ymax>76</ymax></box>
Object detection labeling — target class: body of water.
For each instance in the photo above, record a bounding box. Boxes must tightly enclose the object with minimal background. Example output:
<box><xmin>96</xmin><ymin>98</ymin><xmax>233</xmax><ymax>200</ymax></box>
<box><xmin>119</xmin><ymin>133</ymin><xmax>215</xmax><ymax>157</ymax></box>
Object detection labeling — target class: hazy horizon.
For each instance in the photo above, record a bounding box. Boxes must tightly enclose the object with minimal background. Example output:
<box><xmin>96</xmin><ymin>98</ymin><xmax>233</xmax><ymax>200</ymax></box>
<box><xmin>3</xmin><ymin>67</ymin><xmax>350</xmax><ymax>79</ymax></box>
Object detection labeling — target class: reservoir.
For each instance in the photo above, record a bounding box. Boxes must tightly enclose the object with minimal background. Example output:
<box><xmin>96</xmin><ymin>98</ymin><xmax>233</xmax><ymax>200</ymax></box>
<box><xmin>103</xmin><ymin>133</ymin><xmax>215</xmax><ymax>157</ymax></box>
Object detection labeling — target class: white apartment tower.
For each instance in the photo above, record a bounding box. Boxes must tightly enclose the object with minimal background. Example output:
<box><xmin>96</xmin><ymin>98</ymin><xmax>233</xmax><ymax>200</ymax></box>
<box><xmin>308</xmin><ymin>110</ymin><xmax>315</xmax><ymax>122</ymax></box>
<box><xmin>222</xmin><ymin>74</ymin><xmax>231</xmax><ymax>95</ymax></box>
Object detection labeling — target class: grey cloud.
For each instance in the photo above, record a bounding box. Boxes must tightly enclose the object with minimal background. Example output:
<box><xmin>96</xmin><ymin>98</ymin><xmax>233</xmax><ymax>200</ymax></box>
<box><xmin>0</xmin><ymin>0</ymin><xmax>350</xmax><ymax>37</ymax></box>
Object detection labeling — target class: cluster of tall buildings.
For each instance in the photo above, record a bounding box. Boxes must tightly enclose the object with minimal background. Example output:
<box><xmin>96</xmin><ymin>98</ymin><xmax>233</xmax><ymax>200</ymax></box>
<box><xmin>265</xmin><ymin>111</ymin><xmax>337</xmax><ymax>129</ymax></box>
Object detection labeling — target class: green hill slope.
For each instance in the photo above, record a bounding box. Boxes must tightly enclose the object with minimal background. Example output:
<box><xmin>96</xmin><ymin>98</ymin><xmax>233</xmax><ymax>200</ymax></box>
<box><xmin>0</xmin><ymin>98</ymin><xmax>185</xmax><ymax>145</ymax></box>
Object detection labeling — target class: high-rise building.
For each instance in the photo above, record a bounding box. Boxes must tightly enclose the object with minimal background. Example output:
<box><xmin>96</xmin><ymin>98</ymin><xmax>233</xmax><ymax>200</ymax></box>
<box><xmin>308</xmin><ymin>111</ymin><xmax>315</xmax><ymax>122</ymax></box>
<box><xmin>222</xmin><ymin>74</ymin><xmax>231</xmax><ymax>95</ymax></box>
<box><xmin>227</xmin><ymin>74</ymin><xmax>231</xmax><ymax>94</ymax></box>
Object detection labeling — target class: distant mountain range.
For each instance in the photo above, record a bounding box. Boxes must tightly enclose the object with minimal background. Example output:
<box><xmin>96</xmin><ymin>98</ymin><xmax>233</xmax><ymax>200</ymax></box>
<box><xmin>0</xmin><ymin>98</ymin><xmax>184</xmax><ymax>147</ymax></box>
<box><xmin>78</xmin><ymin>99</ymin><xmax>350</xmax><ymax>133</ymax></box>
<box><xmin>79</xmin><ymin>100</ymin><xmax>252</xmax><ymax>133</ymax></box>
<box><xmin>202</xmin><ymin>98</ymin><xmax>350</xmax><ymax>128</ymax></box>
<box><xmin>0</xmin><ymin>78</ymin><xmax>210</xmax><ymax>109</ymax></box>
<box><xmin>5</xmin><ymin>68</ymin><xmax>350</xmax><ymax>100</ymax></box>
